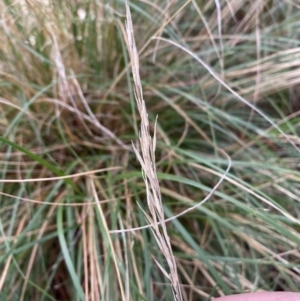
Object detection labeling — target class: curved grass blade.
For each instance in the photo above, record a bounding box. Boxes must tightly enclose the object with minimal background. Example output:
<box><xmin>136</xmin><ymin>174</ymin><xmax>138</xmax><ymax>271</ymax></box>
<box><xmin>0</xmin><ymin>135</ymin><xmax>79</xmax><ymax>193</ymax></box>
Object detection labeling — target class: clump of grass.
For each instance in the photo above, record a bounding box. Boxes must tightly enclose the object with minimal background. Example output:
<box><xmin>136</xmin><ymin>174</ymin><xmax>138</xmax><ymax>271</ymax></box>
<box><xmin>1</xmin><ymin>1</ymin><xmax>300</xmax><ymax>301</ymax></box>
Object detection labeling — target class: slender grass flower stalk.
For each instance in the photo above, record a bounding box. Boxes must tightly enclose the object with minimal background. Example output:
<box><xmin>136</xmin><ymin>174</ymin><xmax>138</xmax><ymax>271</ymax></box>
<box><xmin>125</xmin><ymin>1</ymin><xmax>183</xmax><ymax>300</ymax></box>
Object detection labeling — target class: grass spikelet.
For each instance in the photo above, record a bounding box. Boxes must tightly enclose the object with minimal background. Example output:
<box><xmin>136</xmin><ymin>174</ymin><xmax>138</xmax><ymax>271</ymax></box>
<box><xmin>124</xmin><ymin>1</ymin><xmax>183</xmax><ymax>300</ymax></box>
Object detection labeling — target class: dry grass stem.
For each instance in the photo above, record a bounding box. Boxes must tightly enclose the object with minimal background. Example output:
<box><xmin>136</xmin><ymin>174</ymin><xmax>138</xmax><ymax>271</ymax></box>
<box><xmin>125</xmin><ymin>1</ymin><xmax>183</xmax><ymax>300</ymax></box>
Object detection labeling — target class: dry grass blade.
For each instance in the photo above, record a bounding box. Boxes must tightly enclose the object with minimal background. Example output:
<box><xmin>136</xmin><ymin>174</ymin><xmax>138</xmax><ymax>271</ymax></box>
<box><xmin>152</xmin><ymin>37</ymin><xmax>300</xmax><ymax>155</ymax></box>
<box><xmin>125</xmin><ymin>1</ymin><xmax>182</xmax><ymax>300</ymax></box>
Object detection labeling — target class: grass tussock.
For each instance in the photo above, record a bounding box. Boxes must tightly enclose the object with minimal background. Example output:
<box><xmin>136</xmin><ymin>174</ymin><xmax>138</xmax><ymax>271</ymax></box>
<box><xmin>1</xmin><ymin>0</ymin><xmax>300</xmax><ymax>301</ymax></box>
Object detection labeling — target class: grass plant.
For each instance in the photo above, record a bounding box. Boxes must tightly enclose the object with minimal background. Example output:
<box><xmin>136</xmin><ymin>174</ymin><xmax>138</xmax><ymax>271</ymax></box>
<box><xmin>1</xmin><ymin>0</ymin><xmax>300</xmax><ymax>300</ymax></box>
